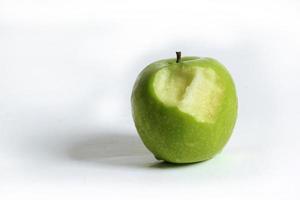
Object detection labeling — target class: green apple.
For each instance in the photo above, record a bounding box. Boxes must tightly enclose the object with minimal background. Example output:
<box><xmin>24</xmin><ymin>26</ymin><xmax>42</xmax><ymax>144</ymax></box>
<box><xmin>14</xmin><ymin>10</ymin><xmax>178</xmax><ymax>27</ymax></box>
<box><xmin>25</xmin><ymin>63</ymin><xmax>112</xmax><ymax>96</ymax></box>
<box><xmin>131</xmin><ymin>52</ymin><xmax>237</xmax><ymax>163</ymax></box>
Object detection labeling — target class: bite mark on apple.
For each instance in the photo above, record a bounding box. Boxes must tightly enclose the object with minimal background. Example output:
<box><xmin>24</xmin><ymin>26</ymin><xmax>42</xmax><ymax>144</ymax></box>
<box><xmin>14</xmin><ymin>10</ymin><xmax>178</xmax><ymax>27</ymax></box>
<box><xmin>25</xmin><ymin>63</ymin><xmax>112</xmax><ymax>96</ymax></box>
<box><xmin>153</xmin><ymin>66</ymin><xmax>224</xmax><ymax>123</ymax></box>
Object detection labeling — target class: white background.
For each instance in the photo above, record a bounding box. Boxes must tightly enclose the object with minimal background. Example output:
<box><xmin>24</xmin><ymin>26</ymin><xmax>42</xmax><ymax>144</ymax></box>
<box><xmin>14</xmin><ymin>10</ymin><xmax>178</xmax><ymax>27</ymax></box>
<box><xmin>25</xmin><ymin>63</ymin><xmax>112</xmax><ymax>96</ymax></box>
<box><xmin>0</xmin><ymin>0</ymin><xmax>299</xmax><ymax>199</ymax></box>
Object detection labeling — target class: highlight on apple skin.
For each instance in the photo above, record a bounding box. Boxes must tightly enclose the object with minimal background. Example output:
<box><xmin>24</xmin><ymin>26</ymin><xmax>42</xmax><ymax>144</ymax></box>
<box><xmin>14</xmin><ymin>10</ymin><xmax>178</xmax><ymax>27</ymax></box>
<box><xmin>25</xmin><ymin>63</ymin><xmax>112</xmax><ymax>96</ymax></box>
<box><xmin>131</xmin><ymin>52</ymin><xmax>238</xmax><ymax>164</ymax></box>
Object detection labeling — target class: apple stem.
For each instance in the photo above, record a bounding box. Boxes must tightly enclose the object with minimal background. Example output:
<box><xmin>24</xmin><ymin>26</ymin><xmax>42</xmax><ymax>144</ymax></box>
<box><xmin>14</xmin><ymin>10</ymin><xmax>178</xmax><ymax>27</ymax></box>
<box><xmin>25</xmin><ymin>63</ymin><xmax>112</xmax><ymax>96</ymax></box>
<box><xmin>176</xmin><ymin>51</ymin><xmax>181</xmax><ymax>63</ymax></box>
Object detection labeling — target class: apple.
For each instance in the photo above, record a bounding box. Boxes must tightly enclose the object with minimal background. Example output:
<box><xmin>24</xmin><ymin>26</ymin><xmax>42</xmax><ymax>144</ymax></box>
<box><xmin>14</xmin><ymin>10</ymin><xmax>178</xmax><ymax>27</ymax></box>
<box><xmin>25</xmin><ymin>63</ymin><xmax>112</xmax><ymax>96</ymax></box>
<box><xmin>131</xmin><ymin>52</ymin><xmax>238</xmax><ymax>163</ymax></box>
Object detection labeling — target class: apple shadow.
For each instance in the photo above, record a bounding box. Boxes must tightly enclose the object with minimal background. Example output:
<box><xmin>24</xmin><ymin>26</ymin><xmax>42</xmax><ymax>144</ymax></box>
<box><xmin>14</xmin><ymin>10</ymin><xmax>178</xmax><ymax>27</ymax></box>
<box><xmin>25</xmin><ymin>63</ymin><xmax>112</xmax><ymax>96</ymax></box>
<box><xmin>62</xmin><ymin>131</ymin><xmax>154</xmax><ymax>168</ymax></box>
<box><xmin>149</xmin><ymin>161</ymin><xmax>202</xmax><ymax>169</ymax></box>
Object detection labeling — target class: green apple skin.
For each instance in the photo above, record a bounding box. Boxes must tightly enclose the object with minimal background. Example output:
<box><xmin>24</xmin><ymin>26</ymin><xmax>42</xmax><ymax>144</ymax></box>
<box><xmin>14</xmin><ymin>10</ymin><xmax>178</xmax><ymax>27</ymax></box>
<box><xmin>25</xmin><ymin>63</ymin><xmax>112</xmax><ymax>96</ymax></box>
<box><xmin>131</xmin><ymin>56</ymin><xmax>238</xmax><ymax>163</ymax></box>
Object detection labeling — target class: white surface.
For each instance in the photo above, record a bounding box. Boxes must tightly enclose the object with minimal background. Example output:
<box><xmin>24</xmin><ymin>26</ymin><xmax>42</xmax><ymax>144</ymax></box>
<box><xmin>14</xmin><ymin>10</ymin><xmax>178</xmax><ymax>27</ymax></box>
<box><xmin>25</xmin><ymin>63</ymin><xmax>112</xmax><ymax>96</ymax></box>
<box><xmin>0</xmin><ymin>0</ymin><xmax>300</xmax><ymax>199</ymax></box>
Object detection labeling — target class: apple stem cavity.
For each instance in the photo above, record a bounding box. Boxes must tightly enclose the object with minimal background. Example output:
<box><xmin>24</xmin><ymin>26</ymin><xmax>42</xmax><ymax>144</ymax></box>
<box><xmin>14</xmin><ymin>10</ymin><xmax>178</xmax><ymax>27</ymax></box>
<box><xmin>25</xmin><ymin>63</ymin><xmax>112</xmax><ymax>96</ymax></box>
<box><xmin>176</xmin><ymin>51</ymin><xmax>181</xmax><ymax>63</ymax></box>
